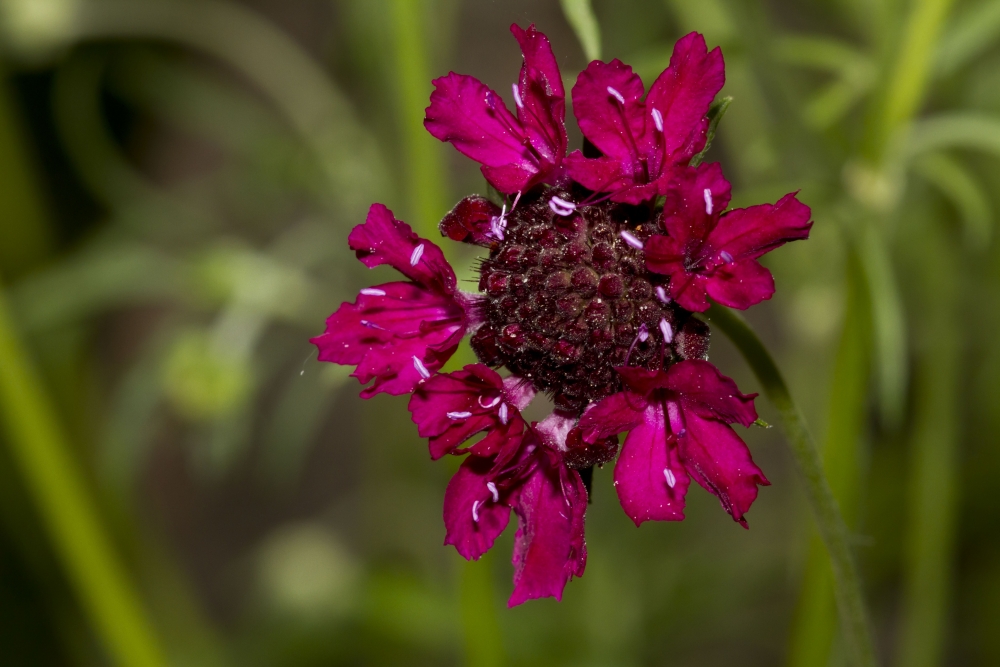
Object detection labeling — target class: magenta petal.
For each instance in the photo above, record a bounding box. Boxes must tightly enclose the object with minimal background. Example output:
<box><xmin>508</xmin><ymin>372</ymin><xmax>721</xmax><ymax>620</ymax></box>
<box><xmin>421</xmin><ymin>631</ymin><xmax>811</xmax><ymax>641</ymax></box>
<box><xmin>677</xmin><ymin>412</ymin><xmax>769</xmax><ymax>527</ymax></box>
<box><xmin>502</xmin><ymin>375</ymin><xmax>536</xmax><ymax>411</ymax></box>
<box><xmin>425</xmin><ymin>73</ymin><xmax>538</xmax><ymax>193</ymax></box>
<box><xmin>509</xmin><ymin>462</ymin><xmax>587</xmax><ymax>606</ymax></box>
<box><xmin>311</xmin><ymin>281</ymin><xmax>465</xmax><ymax>397</ymax></box>
<box><xmin>659</xmin><ymin>162</ymin><xmax>732</xmax><ymax>244</ymax></box>
<box><xmin>708</xmin><ymin>192</ymin><xmax>813</xmax><ymax>261</ymax></box>
<box><xmin>570</xmin><ymin>59</ymin><xmax>646</xmax><ymax>163</ymax></box>
<box><xmin>439</xmin><ymin>196</ymin><xmax>502</xmax><ymax>247</ymax></box>
<box><xmin>705</xmin><ymin>258</ymin><xmax>776</xmax><ymax>309</ymax></box>
<box><xmin>666</xmin><ymin>360</ymin><xmax>758</xmax><ymax>427</ymax></box>
<box><xmin>511</xmin><ymin>24</ymin><xmax>567</xmax><ymax>171</ymax></box>
<box><xmin>563</xmin><ymin>151</ymin><xmax>629</xmax><ymax>194</ymax></box>
<box><xmin>444</xmin><ymin>456</ymin><xmax>513</xmax><ymax>560</ymax></box>
<box><xmin>613</xmin><ymin>402</ymin><xmax>690</xmax><ymax>525</ymax></box>
<box><xmin>579</xmin><ymin>391</ymin><xmax>646</xmax><ymax>440</ymax></box>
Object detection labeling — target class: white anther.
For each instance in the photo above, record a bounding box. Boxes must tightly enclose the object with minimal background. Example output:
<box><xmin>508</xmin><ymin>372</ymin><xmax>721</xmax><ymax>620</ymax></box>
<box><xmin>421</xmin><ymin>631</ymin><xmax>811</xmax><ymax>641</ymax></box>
<box><xmin>659</xmin><ymin>317</ymin><xmax>673</xmax><ymax>344</ymax></box>
<box><xmin>525</xmin><ymin>444</ymin><xmax>536</xmax><ymax>454</ymax></box>
<box><xmin>664</xmin><ymin>468</ymin><xmax>676</xmax><ymax>488</ymax></box>
<box><xmin>447</xmin><ymin>411</ymin><xmax>472</xmax><ymax>420</ymax></box>
<box><xmin>487</xmin><ymin>482</ymin><xmax>499</xmax><ymax>502</ymax></box>
<box><xmin>412</xmin><ymin>356</ymin><xmax>431</xmax><ymax>379</ymax></box>
<box><xmin>720</xmin><ymin>250</ymin><xmax>734</xmax><ymax>264</ymax></box>
<box><xmin>652</xmin><ymin>108</ymin><xmax>663</xmax><ymax>132</ymax></box>
<box><xmin>512</xmin><ymin>82</ymin><xmax>524</xmax><ymax>109</ymax></box>
<box><xmin>479</xmin><ymin>394</ymin><xmax>502</xmax><ymax>409</ymax></box>
<box><xmin>637</xmin><ymin>323</ymin><xmax>649</xmax><ymax>343</ymax></box>
<box><xmin>606</xmin><ymin>86</ymin><xmax>625</xmax><ymax>104</ymax></box>
<box><xmin>360</xmin><ymin>288</ymin><xmax>386</xmax><ymax>296</ymax></box>
<box><xmin>472</xmin><ymin>500</ymin><xmax>481</xmax><ymax>523</ymax></box>
<box><xmin>498</xmin><ymin>403</ymin><xmax>509</xmax><ymax>425</ymax></box>
<box><xmin>549</xmin><ymin>196</ymin><xmax>577</xmax><ymax>216</ymax></box>
<box><xmin>703</xmin><ymin>188</ymin><xmax>713</xmax><ymax>216</ymax></box>
<box><xmin>620</xmin><ymin>230</ymin><xmax>644</xmax><ymax>250</ymax></box>
<box><xmin>655</xmin><ymin>286</ymin><xmax>671</xmax><ymax>304</ymax></box>
<box><xmin>409</xmin><ymin>243</ymin><xmax>425</xmax><ymax>266</ymax></box>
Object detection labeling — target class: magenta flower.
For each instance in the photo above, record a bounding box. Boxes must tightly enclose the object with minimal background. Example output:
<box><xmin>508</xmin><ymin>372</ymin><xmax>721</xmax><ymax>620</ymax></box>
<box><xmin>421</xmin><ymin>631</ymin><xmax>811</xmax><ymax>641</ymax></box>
<box><xmin>563</xmin><ymin>32</ymin><xmax>725</xmax><ymax>204</ymax></box>
<box><xmin>310</xmin><ymin>204</ymin><xmax>470</xmax><ymax>397</ymax></box>
<box><xmin>644</xmin><ymin>162</ymin><xmax>813</xmax><ymax>312</ymax></box>
<box><xmin>580</xmin><ymin>361</ymin><xmax>768</xmax><ymax>527</ymax></box>
<box><xmin>315</xmin><ymin>24</ymin><xmax>809</xmax><ymax>605</ymax></box>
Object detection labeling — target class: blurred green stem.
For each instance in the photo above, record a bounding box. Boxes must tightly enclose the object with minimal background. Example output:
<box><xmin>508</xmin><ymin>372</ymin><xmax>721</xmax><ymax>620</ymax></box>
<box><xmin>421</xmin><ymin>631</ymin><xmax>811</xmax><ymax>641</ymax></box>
<box><xmin>389</xmin><ymin>0</ymin><xmax>449</xmax><ymax>237</ymax></box>
<box><xmin>707</xmin><ymin>304</ymin><xmax>877</xmax><ymax>667</ymax></box>
<box><xmin>0</xmin><ymin>281</ymin><xmax>166</xmax><ymax>667</ymax></box>
<box><xmin>460</xmin><ymin>554</ymin><xmax>505</xmax><ymax>667</ymax></box>
<box><xmin>787</xmin><ymin>249</ymin><xmax>871</xmax><ymax>667</ymax></box>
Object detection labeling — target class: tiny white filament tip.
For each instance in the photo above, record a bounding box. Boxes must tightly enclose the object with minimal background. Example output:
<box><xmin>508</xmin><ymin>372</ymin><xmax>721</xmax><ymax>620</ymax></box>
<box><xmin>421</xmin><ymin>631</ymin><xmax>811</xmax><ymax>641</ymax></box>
<box><xmin>548</xmin><ymin>196</ymin><xmax>577</xmax><ymax>216</ymax></box>
<box><xmin>479</xmin><ymin>394</ymin><xmax>502</xmax><ymax>409</ymax></box>
<box><xmin>447</xmin><ymin>411</ymin><xmax>472</xmax><ymax>420</ymax></box>
<box><xmin>360</xmin><ymin>288</ymin><xmax>386</xmax><ymax>296</ymax></box>
<box><xmin>412</xmin><ymin>356</ymin><xmax>431</xmax><ymax>379</ymax></box>
<box><xmin>472</xmin><ymin>500</ymin><xmax>481</xmax><ymax>523</ymax></box>
<box><xmin>606</xmin><ymin>86</ymin><xmax>625</xmax><ymax>104</ymax></box>
<box><xmin>637</xmin><ymin>323</ymin><xmax>650</xmax><ymax>343</ymax></box>
<box><xmin>664</xmin><ymin>468</ymin><xmax>676</xmax><ymax>488</ymax></box>
<box><xmin>659</xmin><ymin>318</ymin><xmax>673</xmax><ymax>343</ymax></box>
<box><xmin>655</xmin><ymin>285</ymin><xmax>671</xmax><ymax>304</ymax></box>
<box><xmin>409</xmin><ymin>243</ymin><xmax>425</xmax><ymax>266</ymax></box>
<box><xmin>703</xmin><ymin>188</ymin><xmax>713</xmax><ymax>216</ymax></box>
<box><xmin>651</xmin><ymin>108</ymin><xmax>663</xmax><ymax>132</ymax></box>
<box><xmin>487</xmin><ymin>482</ymin><xmax>499</xmax><ymax>502</ymax></box>
<box><xmin>720</xmin><ymin>250</ymin><xmax>734</xmax><ymax>264</ymax></box>
<box><xmin>620</xmin><ymin>230</ymin><xmax>644</xmax><ymax>250</ymax></box>
<box><xmin>511</xmin><ymin>82</ymin><xmax>524</xmax><ymax>109</ymax></box>
<box><xmin>498</xmin><ymin>403</ymin><xmax>509</xmax><ymax>425</ymax></box>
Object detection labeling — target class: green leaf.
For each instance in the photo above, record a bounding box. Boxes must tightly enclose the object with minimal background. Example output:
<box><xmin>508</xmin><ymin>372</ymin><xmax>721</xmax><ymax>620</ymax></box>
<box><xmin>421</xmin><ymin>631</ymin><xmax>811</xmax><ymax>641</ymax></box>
<box><xmin>689</xmin><ymin>96</ymin><xmax>732</xmax><ymax>168</ymax></box>
<box><xmin>560</xmin><ymin>0</ymin><xmax>601</xmax><ymax>62</ymax></box>
<box><xmin>913</xmin><ymin>152</ymin><xmax>992</xmax><ymax>250</ymax></box>
<box><xmin>935</xmin><ymin>0</ymin><xmax>1000</xmax><ymax>77</ymax></box>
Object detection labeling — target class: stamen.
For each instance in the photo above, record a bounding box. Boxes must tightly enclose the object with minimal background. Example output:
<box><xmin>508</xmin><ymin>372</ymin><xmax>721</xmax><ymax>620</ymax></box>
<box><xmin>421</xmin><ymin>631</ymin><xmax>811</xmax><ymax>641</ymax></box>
<box><xmin>360</xmin><ymin>320</ymin><xmax>384</xmax><ymax>330</ymax></box>
<box><xmin>666</xmin><ymin>400</ymin><xmax>686</xmax><ymax>437</ymax></box>
<box><xmin>360</xmin><ymin>288</ymin><xmax>386</xmax><ymax>296</ymax></box>
<box><xmin>490</xmin><ymin>203</ymin><xmax>508</xmax><ymax>240</ymax></box>
<box><xmin>498</xmin><ymin>403</ymin><xmax>509</xmax><ymax>425</ymax></box>
<box><xmin>525</xmin><ymin>444</ymin><xmax>536</xmax><ymax>454</ymax></box>
<box><xmin>412</xmin><ymin>356</ymin><xmax>431</xmax><ymax>379</ymax></box>
<box><xmin>511</xmin><ymin>82</ymin><xmax>524</xmax><ymax>109</ymax></box>
<box><xmin>659</xmin><ymin>317</ymin><xmax>673</xmax><ymax>343</ymax></box>
<box><xmin>637</xmin><ymin>323</ymin><xmax>650</xmax><ymax>342</ymax></box>
<box><xmin>472</xmin><ymin>500</ymin><xmax>481</xmax><ymax>523</ymax></box>
<box><xmin>720</xmin><ymin>250</ymin><xmax>734</xmax><ymax>264</ymax></box>
<box><xmin>651</xmin><ymin>107</ymin><xmax>663</xmax><ymax>132</ymax></box>
<box><xmin>447</xmin><ymin>411</ymin><xmax>472</xmax><ymax>420</ymax></box>
<box><xmin>479</xmin><ymin>394</ymin><xmax>502</xmax><ymax>409</ymax></box>
<box><xmin>549</xmin><ymin>196</ymin><xmax>577</xmax><ymax>216</ymax></box>
<box><xmin>664</xmin><ymin>468</ymin><xmax>676</xmax><ymax>488</ymax></box>
<box><xmin>655</xmin><ymin>286</ymin><xmax>671</xmax><ymax>304</ymax></box>
<box><xmin>703</xmin><ymin>188</ymin><xmax>713</xmax><ymax>216</ymax></box>
<box><xmin>606</xmin><ymin>86</ymin><xmax>625</xmax><ymax>104</ymax></box>
<box><xmin>620</xmin><ymin>230</ymin><xmax>644</xmax><ymax>250</ymax></box>
<box><xmin>409</xmin><ymin>243</ymin><xmax>425</xmax><ymax>266</ymax></box>
<box><xmin>487</xmin><ymin>482</ymin><xmax>499</xmax><ymax>502</ymax></box>
<box><xmin>511</xmin><ymin>191</ymin><xmax>522</xmax><ymax>211</ymax></box>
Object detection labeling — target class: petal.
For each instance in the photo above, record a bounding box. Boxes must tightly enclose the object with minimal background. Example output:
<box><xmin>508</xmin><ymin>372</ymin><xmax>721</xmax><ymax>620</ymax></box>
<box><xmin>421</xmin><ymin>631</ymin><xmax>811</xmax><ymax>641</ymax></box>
<box><xmin>615</xmin><ymin>367</ymin><xmax>672</xmax><ymax>396</ymax></box>
<box><xmin>644</xmin><ymin>234</ymin><xmax>712</xmax><ymax>312</ymax></box>
<box><xmin>613</xmin><ymin>402</ymin><xmax>690</xmax><ymax>525</ymax></box>
<box><xmin>511</xmin><ymin>24</ymin><xmax>567</xmax><ymax>171</ymax></box>
<box><xmin>424</xmin><ymin>73</ymin><xmax>539</xmax><ymax>193</ymax></box>
<box><xmin>578</xmin><ymin>390</ymin><xmax>646</xmax><ymax>440</ymax></box>
<box><xmin>508</xmin><ymin>462</ymin><xmax>587</xmax><ymax>606</ymax></box>
<box><xmin>563</xmin><ymin>151</ymin><xmax>630</xmax><ymax>194</ymax></box>
<box><xmin>570</xmin><ymin>59</ymin><xmax>646</xmax><ymax>164</ymax></box>
<box><xmin>349</xmin><ymin>204</ymin><xmax>457</xmax><ymax>291</ymax></box>
<box><xmin>677</xmin><ymin>411</ymin><xmax>769</xmax><ymax>527</ymax></box>
<box><xmin>704</xmin><ymin>257</ymin><xmax>776</xmax><ymax>310</ymax></box>
<box><xmin>659</xmin><ymin>162</ymin><xmax>732</xmax><ymax>245</ymax></box>
<box><xmin>666</xmin><ymin>360</ymin><xmax>758</xmax><ymax>427</ymax></box>
<box><xmin>439</xmin><ymin>195</ymin><xmax>502</xmax><ymax>247</ymax></box>
<box><xmin>707</xmin><ymin>192</ymin><xmax>813</xmax><ymax>261</ymax></box>
<box><xmin>443</xmin><ymin>455</ymin><xmax>513</xmax><ymax>560</ymax></box>
<box><xmin>534</xmin><ymin>411</ymin><xmax>578</xmax><ymax>452</ymax></box>
<box><xmin>311</xmin><ymin>281</ymin><xmax>465</xmax><ymax>397</ymax></box>
<box><xmin>644</xmin><ymin>32</ymin><xmax>725</xmax><ymax>162</ymax></box>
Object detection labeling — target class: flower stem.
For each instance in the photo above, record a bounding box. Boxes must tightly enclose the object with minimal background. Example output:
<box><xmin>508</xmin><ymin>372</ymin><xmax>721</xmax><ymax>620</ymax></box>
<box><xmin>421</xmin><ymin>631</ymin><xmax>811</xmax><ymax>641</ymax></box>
<box><xmin>706</xmin><ymin>303</ymin><xmax>878</xmax><ymax>667</ymax></box>
<box><xmin>0</xmin><ymin>281</ymin><xmax>166</xmax><ymax>666</ymax></box>
<box><xmin>459</xmin><ymin>553</ymin><xmax>505</xmax><ymax>667</ymax></box>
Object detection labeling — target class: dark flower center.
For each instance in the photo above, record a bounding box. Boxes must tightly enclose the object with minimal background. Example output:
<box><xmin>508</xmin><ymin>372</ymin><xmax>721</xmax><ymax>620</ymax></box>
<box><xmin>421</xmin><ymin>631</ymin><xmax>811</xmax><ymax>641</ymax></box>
<box><xmin>471</xmin><ymin>187</ymin><xmax>711</xmax><ymax>413</ymax></box>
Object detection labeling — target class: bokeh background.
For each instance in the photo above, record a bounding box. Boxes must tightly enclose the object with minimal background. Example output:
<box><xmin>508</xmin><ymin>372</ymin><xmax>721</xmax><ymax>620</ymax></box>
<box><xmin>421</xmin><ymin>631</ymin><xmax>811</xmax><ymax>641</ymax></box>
<box><xmin>0</xmin><ymin>0</ymin><xmax>998</xmax><ymax>665</ymax></box>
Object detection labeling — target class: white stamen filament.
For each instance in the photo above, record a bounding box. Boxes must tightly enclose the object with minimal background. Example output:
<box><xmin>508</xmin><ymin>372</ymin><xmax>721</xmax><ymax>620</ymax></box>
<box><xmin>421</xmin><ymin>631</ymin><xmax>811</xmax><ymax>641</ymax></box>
<box><xmin>498</xmin><ymin>403</ymin><xmax>509</xmax><ymax>425</ymax></box>
<box><xmin>652</xmin><ymin>107</ymin><xmax>663</xmax><ymax>132</ymax></box>
<box><xmin>361</xmin><ymin>320</ymin><xmax>383</xmax><ymax>330</ymax></box>
<box><xmin>703</xmin><ymin>188</ymin><xmax>713</xmax><ymax>216</ymax></box>
<box><xmin>606</xmin><ymin>86</ymin><xmax>625</xmax><ymax>104</ymax></box>
<box><xmin>360</xmin><ymin>288</ymin><xmax>386</xmax><ymax>297</ymax></box>
<box><xmin>664</xmin><ymin>468</ymin><xmax>676</xmax><ymax>488</ymax></box>
<box><xmin>655</xmin><ymin>285</ymin><xmax>671</xmax><ymax>304</ymax></box>
<box><xmin>487</xmin><ymin>482</ymin><xmax>499</xmax><ymax>502</ymax></box>
<box><xmin>409</xmin><ymin>243</ymin><xmax>425</xmax><ymax>266</ymax></box>
<box><xmin>549</xmin><ymin>196</ymin><xmax>577</xmax><ymax>216</ymax></box>
<box><xmin>512</xmin><ymin>82</ymin><xmax>524</xmax><ymax>109</ymax></box>
<box><xmin>659</xmin><ymin>317</ymin><xmax>673</xmax><ymax>343</ymax></box>
<box><xmin>447</xmin><ymin>411</ymin><xmax>472</xmax><ymax>420</ymax></box>
<box><xmin>620</xmin><ymin>230</ymin><xmax>644</xmax><ymax>250</ymax></box>
<box><xmin>479</xmin><ymin>394</ymin><xmax>502</xmax><ymax>409</ymax></box>
<box><xmin>412</xmin><ymin>356</ymin><xmax>431</xmax><ymax>379</ymax></box>
<box><xmin>472</xmin><ymin>500</ymin><xmax>481</xmax><ymax>523</ymax></box>
<box><xmin>720</xmin><ymin>250</ymin><xmax>734</xmax><ymax>264</ymax></box>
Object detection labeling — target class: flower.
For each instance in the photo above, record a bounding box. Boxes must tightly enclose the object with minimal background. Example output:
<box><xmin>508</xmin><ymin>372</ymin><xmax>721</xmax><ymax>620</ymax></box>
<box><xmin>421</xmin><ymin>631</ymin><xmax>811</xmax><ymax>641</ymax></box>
<box><xmin>310</xmin><ymin>204</ymin><xmax>470</xmax><ymax>397</ymax></box>
<box><xmin>563</xmin><ymin>32</ymin><xmax>725</xmax><ymax>204</ymax></box>
<box><xmin>579</xmin><ymin>360</ymin><xmax>769</xmax><ymax>527</ymax></box>
<box><xmin>644</xmin><ymin>162</ymin><xmax>813</xmax><ymax>312</ymax></box>
<box><xmin>315</xmin><ymin>24</ymin><xmax>809</xmax><ymax>605</ymax></box>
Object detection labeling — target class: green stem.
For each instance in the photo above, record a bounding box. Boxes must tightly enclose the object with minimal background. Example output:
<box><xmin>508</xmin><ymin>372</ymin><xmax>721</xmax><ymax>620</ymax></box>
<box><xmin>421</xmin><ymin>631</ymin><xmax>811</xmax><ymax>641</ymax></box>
<box><xmin>459</xmin><ymin>554</ymin><xmax>505</xmax><ymax>667</ymax></box>
<box><xmin>0</xmin><ymin>281</ymin><xmax>166</xmax><ymax>666</ymax></box>
<box><xmin>706</xmin><ymin>303</ymin><xmax>877</xmax><ymax>667</ymax></box>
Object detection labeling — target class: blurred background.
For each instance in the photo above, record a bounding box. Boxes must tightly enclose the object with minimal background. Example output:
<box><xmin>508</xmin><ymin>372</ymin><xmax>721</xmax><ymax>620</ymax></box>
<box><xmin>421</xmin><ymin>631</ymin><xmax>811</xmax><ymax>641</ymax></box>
<box><xmin>0</xmin><ymin>0</ymin><xmax>997</xmax><ymax>665</ymax></box>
